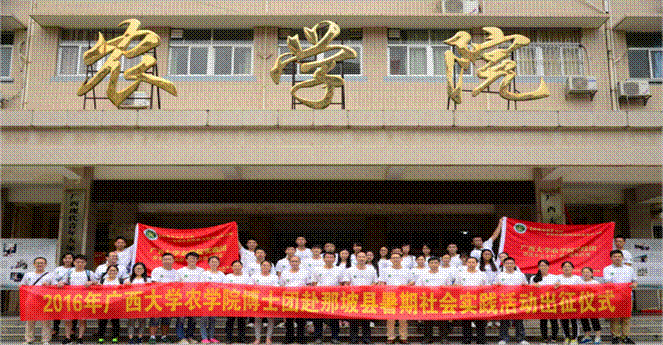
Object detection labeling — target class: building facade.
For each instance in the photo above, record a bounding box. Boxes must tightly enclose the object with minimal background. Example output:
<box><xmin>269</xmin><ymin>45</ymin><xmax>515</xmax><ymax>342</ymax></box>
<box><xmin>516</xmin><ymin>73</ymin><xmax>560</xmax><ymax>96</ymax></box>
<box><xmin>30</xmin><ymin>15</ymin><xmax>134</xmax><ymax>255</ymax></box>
<box><xmin>1</xmin><ymin>0</ymin><xmax>661</xmax><ymax>281</ymax></box>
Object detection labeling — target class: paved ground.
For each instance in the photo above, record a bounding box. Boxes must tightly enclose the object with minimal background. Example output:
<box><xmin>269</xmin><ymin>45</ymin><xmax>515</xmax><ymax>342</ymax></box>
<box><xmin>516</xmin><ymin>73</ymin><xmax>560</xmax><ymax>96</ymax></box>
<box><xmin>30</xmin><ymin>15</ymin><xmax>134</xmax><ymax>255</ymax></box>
<box><xmin>5</xmin><ymin>341</ymin><xmax>663</xmax><ymax>345</ymax></box>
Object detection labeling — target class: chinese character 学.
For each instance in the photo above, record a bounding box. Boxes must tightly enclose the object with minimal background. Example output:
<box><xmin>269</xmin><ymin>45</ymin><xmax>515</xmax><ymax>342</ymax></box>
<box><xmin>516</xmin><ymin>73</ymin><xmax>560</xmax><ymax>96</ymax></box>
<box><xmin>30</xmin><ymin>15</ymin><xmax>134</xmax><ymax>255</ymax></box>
<box><xmin>270</xmin><ymin>21</ymin><xmax>357</xmax><ymax>109</ymax></box>
<box><xmin>444</xmin><ymin>27</ymin><xmax>549</xmax><ymax>104</ymax></box>
<box><xmin>76</xmin><ymin>19</ymin><xmax>177</xmax><ymax>108</ymax></box>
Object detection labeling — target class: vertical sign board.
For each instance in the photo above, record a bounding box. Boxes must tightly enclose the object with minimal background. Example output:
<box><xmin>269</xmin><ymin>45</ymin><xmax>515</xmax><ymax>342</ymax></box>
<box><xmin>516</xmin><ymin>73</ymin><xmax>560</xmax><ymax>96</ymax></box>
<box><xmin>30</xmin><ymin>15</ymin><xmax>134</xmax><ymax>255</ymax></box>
<box><xmin>540</xmin><ymin>192</ymin><xmax>566</xmax><ymax>225</ymax></box>
<box><xmin>625</xmin><ymin>239</ymin><xmax>662</xmax><ymax>286</ymax></box>
<box><xmin>0</xmin><ymin>239</ymin><xmax>58</xmax><ymax>289</ymax></box>
<box><xmin>59</xmin><ymin>189</ymin><xmax>87</xmax><ymax>258</ymax></box>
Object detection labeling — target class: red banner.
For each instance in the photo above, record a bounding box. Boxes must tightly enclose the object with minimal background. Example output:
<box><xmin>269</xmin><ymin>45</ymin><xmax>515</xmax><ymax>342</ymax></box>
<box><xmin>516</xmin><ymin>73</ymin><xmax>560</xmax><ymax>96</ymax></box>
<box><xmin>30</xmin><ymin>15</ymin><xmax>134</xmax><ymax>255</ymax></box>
<box><xmin>499</xmin><ymin>218</ymin><xmax>614</xmax><ymax>276</ymax></box>
<box><xmin>20</xmin><ymin>283</ymin><xmax>631</xmax><ymax>321</ymax></box>
<box><xmin>133</xmin><ymin>222</ymin><xmax>238</xmax><ymax>275</ymax></box>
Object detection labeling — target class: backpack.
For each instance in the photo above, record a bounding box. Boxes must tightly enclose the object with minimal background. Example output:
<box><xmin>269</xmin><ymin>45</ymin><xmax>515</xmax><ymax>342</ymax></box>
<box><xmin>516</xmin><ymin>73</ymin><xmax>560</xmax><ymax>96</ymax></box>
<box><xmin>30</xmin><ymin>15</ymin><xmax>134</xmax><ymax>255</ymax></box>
<box><xmin>66</xmin><ymin>269</ymin><xmax>92</xmax><ymax>284</ymax></box>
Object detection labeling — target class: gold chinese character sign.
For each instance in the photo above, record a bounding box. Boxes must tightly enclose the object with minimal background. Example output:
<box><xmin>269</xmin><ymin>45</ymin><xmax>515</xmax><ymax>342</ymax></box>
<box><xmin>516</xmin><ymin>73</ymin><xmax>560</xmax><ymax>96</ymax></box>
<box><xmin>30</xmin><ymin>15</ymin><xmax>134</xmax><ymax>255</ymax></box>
<box><xmin>76</xmin><ymin>19</ymin><xmax>177</xmax><ymax>108</ymax></box>
<box><xmin>270</xmin><ymin>21</ymin><xmax>357</xmax><ymax>109</ymax></box>
<box><xmin>444</xmin><ymin>27</ymin><xmax>549</xmax><ymax>104</ymax></box>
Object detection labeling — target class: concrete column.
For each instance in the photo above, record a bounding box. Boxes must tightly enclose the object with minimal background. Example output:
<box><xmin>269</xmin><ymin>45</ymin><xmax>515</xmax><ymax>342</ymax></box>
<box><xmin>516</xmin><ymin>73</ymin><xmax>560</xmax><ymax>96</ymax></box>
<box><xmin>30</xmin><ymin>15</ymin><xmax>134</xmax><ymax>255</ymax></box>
<box><xmin>533</xmin><ymin>167</ymin><xmax>565</xmax><ymax>224</ymax></box>
<box><xmin>624</xmin><ymin>184</ymin><xmax>661</xmax><ymax>238</ymax></box>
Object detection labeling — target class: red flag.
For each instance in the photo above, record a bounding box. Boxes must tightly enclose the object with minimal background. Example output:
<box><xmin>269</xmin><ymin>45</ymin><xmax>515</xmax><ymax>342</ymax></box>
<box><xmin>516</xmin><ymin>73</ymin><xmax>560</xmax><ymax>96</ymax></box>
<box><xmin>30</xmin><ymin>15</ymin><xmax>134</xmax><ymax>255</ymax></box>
<box><xmin>499</xmin><ymin>218</ymin><xmax>614</xmax><ymax>276</ymax></box>
<box><xmin>133</xmin><ymin>222</ymin><xmax>238</xmax><ymax>275</ymax></box>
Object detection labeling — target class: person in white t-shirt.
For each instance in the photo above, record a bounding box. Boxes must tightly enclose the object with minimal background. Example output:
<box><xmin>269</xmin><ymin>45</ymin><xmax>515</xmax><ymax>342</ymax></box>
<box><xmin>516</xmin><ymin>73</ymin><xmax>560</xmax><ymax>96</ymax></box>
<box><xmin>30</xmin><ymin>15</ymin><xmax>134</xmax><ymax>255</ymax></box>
<box><xmin>556</xmin><ymin>261</ymin><xmax>583</xmax><ymax>345</ymax></box>
<box><xmin>421</xmin><ymin>244</ymin><xmax>432</xmax><ymax>262</ymax></box>
<box><xmin>470</xmin><ymin>221</ymin><xmax>502</xmax><ymax>261</ymax></box>
<box><xmin>224</xmin><ymin>260</ymin><xmax>253</xmax><ymax>343</ymax></box>
<box><xmin>94</xmin><ymin>251</ymin><xmax>129</xmax><ymax>281</ymax></box>
<box><xmin>199</xmin><ymin>256</ymin><xmax>225</xmax><ymax>344</ymax></box>
<box><xmin>455</xmin><ymin>256</ymin><xmax>488</xmax><ymax>345</ymax></box>
<box><xmin>349</xmin><ymin>242</ymin><xmax>363</xmax><ymax>267</ymax></box>
<box><xmin>377</xmin><ymin>246</ymin><xmax>392</xmax><ymax>275</ymax></box>
<box><xmin>149</xmin><ymin>253</ymin><xmax>182</xmax><ymax>344</ymax></box>
<box><xmin>311</xmin><ymin>252</ymin><xmax>346</xmax><ymax>344</ymax></box>
<box><xmin>603</xmin><ymin>250</ymin><xmax>637</xmax><ymax>344</ymax></box>
<box><xmin>337</xmin><ymin>249</ymin><xmax>351</xmax><ymax>270</ymax></box>
<box><xmin>579</xmin><ymin>267</ymin><xmax>602</xmax><ymax>344</ymax></box>
<box><xmin>244</xmin><ymin>248</ymin><xmax>275</xmax><ymax>277</ymax></box>
<box><xmin>57</xmin><ymin>254</ymin><xmax>96</xmax><ymax>344</ymax></box>
<box><xmin>21</xmin><ymin>257</ymin><xmax>54</xmax><ymax>345</ymax></box>
<box><xmin>446</xmin><ymin>243</ymin><xmax>462</xmax><ymax>268</ymax></box>
<box><xmin>401</xmin><ymin>244</ymin><xmax>415</xmax><ymax>270</ymax></box>
<box><xmin>495</xmin><ymin>257</ymin><xmax>529</xmax><ymax>345</ymax></box>
<box><xmin>438</xmin><ymin>254</ymin><xmax>456</xmax><ymax>285</ymax></box>
<box><xmin>279</xmin><ymin>256</ymin><xmax>310</xmax><ymax>344</ymax></box>
<box><xmin>239</xmin><ymin>239</ymin><xmax>258</xmax><ymax>266</ymax></box>
<box><xmin>52</xmin><ymin>252</ymin><xmax>75</xmax><ymax>339</ymax></box>
<box><xmin>177</xmin><ymin>252</ymin><xmax>205</xmax><ymax>344</ymax></box>
<box><xmin>417</xmin><ymin>257</ymin><xmax>452</xmax><ymax>344</ymax></box>
<box><xmin>411</xmin><ymin>255</ymin><xmax>428</xmax><ymax>284</ymax></box>
<box><xmin>302</xmin><ymin>245</ymin><xmax>324</xmax><ymax>273</ymax></box>
<box><xmin>530</xmin><ymin>259</ymin><xmax>560</xmax><ymax>344</ymax></box>
<box><xmin>252</xmin><ymin>261</ymin><xmax>279</xmax><ymax>345</ymax></box>
<box><xmin>613</xmin><ymin>236</ymin><xmax>633</xmax><ymax>266</ymax></box>
<box><xmin>294</xmin><ymin>236</ymin><xmax>313</xmax><ymax>261</ymax></box>
<box><xmin>479</xmin><ymin>249</ymin><xmax>499</xmax><ymax>285</ymax></box>
<box><xmin>378</xmin><ymin>252</ymin><xmax>414</xmax><ymax>344</ymax></box>
<box><xmin>344</xmin><ymin>252</ymin><xmax>377</xmax><ymax>344</ymax></box>
<box><xmin>127</xmin><ymin>262</ymin><xmax>151</xmax><ymax>344</ymax></box>
<box><xmin>113</xmin><ymin>236</ymin><xmax>134</xmax><ymax>273</ymax></box>
<box><xmin>276</xmin><ymin>246</ymin><xmax>297</xmax><ymax>277</ymax></box>
<box><xmin>96</xmin><ymin>265</ymin><xmax>127</xmax><ymax>344</ymax></box>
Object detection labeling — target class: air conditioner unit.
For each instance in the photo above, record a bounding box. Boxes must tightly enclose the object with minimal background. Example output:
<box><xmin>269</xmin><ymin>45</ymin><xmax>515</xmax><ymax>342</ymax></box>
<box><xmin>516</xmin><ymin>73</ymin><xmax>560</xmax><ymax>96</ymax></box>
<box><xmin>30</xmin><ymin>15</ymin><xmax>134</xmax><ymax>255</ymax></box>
<box><xmin>565</xmin><ymin>76</ymin><xmax>598</xmax><ymax>100</ymax></box>
<box><xmin>119</xmin><ymin>91</ymin><xmax>150</xmax><ymax>109</ymax></box>
<box><xmin>444</xmin><ymin>0</ymin><xmax>479</xmax><ymax>13</ymax></box>
<box><xmin>388</xmin><ymin>29</ymin><xmax>402</xmax><ymax>39</ymax></box>
<box><xmin>170</xmin><ymin>29</ymin><xmax>183</xmax><ymax>39</ymax></box>
<box><xmin>618</xmin><ymin>80</ymin><xmax>652</xmax><ymax>105</ymax></box>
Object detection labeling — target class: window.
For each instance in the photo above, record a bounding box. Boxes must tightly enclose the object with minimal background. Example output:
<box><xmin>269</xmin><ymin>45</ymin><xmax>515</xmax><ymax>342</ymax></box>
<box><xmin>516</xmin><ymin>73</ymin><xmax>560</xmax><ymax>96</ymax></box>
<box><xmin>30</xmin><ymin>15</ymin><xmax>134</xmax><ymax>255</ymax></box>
<box><xmin>169</xmin><ymin>29</ymin><xmax>253</xmax><ymax>76</ymax></box>
<box><xmin>1</xmin><ymin>31</ymin><xmax>14</xmax><ymax>78</ymax></box>
<box><xmin>278</xmin><ymin>28</ymin><xmax>362</xmax><ymax>76</ymax></box>
<box><xmin>388</xmin><ymin>29</ymin><xmax>471</xmax><ymax>76</ymax></box>
<box><xmin>56</xmin><ymin>29</ymin><xmax>142</xmax><ymax>76</ymax></box>
<box><xmin>509</xmin><ymin>29</ymin><xmax>584</xmax><ymax>77</ymax></box>
<box><xmin>627</xmin><ymin>33</ymin><xmax>662</xmax><ymax>80</ymax></box>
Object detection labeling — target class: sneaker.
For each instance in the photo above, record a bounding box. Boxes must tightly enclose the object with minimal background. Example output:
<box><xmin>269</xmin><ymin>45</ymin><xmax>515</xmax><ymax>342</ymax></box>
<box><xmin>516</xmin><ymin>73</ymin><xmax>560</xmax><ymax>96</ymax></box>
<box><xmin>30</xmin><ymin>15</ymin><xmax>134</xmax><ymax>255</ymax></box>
<box><xmin>622</xmin><ymin>337</ymin><xmax>635</xmax><ymax>344</ymax></box>
<box><xmin>564</xmin><ymin>338</ymin><xmax>571</xmax><ymax>345</ymax></box>
<box><xmin>580</xmin><ymin>337</ymin><xmax>593</xmax><ymax>344</ymax></box>
<box><xmin>148</xmin><ymin>337</ymin><xmax>156</xmax><ymax>344</ymax></box>
<box><xmin>209</xmin><ymin>339</ymin><xmax>220</xmax><ymax>343</ymax></box>
<box><xmin>201</xmin><ymin>340</ymin><xmax>210</xmax><ymax>344</ymax></box>
<box><xmin>160</xmin><ymin>336</ymin><xmax>168</xmax><ymax>343</ymax></box>
<box><xmin>178</xmin><ymin>339</ymin><xmax>190</xmax><ymax>345</ymax></box>
<box><xmin>331</xmin><ymin>339</ymin><xmax>341</xmax><ymax>344</ymax></box>
<box><xmin>276</xmin><ymin>321</ymin><xmax>285</xmax><ymax>328</ymax></box>
<box><xmin>61</xmin><ymin>339</ymin><xmax>72</xmax><ymax>345</ymax></box>
<box><xmin>247</xmin><ymin>322</ymin><xmax>254</xmax><ymax>328</ymax></box>
<box><xmin>521</xmin><ymin>341</ymin><xmax>530</xmax><ymax>345</ymax></box>
<box><xmin>98</xmin><ymin>338</ymin><xmax>105</xmax><ymax>344</ymax></box>
<box><xmin>570</xmin><ymin>340</ymin><xmax>579</xmax><ymax>345</ymax></box>
<box><xmin>111</xmin><ymin>338</ymin><xmax>118</xmax><ymax>343</ymax></box>
<box><xmin>499</xmin><ymin>341</ymin><xmax>507</xmax><ymax>345</ymax></box>
<box><xmin>188</xmin><ymin>338</ymin><xmax>198</xmax><ymax>344</ymax></box>
<box><xmin>369</xmin><ymin>322</ymin><xmax>375</xmax><ymax>328</ymax></box>
<box><xmin>593</xmin><ymin>336</ymin><xmax>601</xmax><ymax>344</ymax></box>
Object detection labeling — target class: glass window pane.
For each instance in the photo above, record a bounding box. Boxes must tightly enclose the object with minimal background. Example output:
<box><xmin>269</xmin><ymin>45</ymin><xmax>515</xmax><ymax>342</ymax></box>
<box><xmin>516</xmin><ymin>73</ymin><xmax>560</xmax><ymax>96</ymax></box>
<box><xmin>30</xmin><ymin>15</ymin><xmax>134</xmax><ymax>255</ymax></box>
<box><xmin>59</xmin><ymin>46</ymin><xmax>79</xmax><ymax>75</ymax></box>
<box><xmin>541</xmin><ymin>45</ymin><xmax>561</xmax><ymax>76</ymax></box>
<box><xmin>651</xmin><ymin>50</ymin><xmax>662</xmax><ymax>79</ymax></box>
<box><xmin>389</xmin><ymin>46</ymin><xmax>406</xmax><ymax>75</ymax></box>
<box><xmin>628</xmin><ymin>49</ymin><xmax>650</xmax><ymax>78</ymax></box>
<box><xmin>123</xmin><ymin>55</ymin><xmax>141</xmax><ymax>72</ymax></box>
<box><xmin>430</xmin><ymin>30</ymin><xmax>454</xmax><ymax>44</ymax></box>
<box><xmin>214</xmin><ymin>29</ymin><xmax>252</xmax><ymax>41</ymax></box>
<box><xmin>433</xmin><ymin>46</ymin><xmax>448</xmax><ymax>75</ymax></box>
<box><xmin>0</xmin><ymin>46</ymin><xmax>11</xmax><ymax>77</ymax></box>
<box><xmin>403</xmin><ymin>30</ymin><xmax>428</xmax><ymax>43</ymax></box>
<box><xmin>170</xmin><ymin>46</ymin><xmax>189</xmax><ymax>75</ymax></box>
<box><xmin>190</xmin><ymin>47</ymin><xmax>208</xmax><ymax>75</ymax></box>
<box><xmin>278</xmin><ymin>46</ymin><xmax>295</xmax><ymax>75</ymax></box>
<box><xmin>182</xmin><ymin>29</ymin><xmax>211</xmax><ymax>41</ymax></box>
<box><xmin>233</xmin><ymin>46</ymin><xmax>251</xmax><ymax>75</ymax></box>
<box><xmin>517</xmin><ymin>46</ymin><xmax>537</xmax><ymax>75</ymax></box>
<box><xmin>214</xmin><ymin>46</ymin><xmax>232</xmax><ymax>75</ymax></box>
<box><xmin>409</xmin><ymin>47</ymin><xmax>427</xmax><ymax>75</ymax></box>
<box><xmin>562</xmin><ymin>47</ymin><xmax>582</xmax><ymax>75</ymax></box>
<box><xmin>1</xmin><ymin>32</ymin><xmax>14</xmax><ymax>45</ymax></box>
<box><xmin>325</xmin><ymin>46</ymin><xmax>360</xmax><ymax>75</ymax></box>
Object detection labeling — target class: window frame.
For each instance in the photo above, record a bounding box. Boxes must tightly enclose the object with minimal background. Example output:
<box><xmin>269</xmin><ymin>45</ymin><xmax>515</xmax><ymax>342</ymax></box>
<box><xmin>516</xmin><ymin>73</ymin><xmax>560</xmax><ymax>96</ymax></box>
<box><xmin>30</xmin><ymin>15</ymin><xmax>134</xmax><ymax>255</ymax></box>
<box><xmin>387</xmin><ymin>29</ymin><xmax>472</xmax><ymax>77</ymax></box>
<box><xmin>1</xmin><ymin>31</ymin><xmax>14</xmax><ymax>79</ymax></box>
<box><xmin>277</xmin><ymin>29</ymin><xmax>363</xmax><ymax>77</ymax></box>
<box><xmin>56</xmin><ymin>34</ymin><xmax>142</xmax><ymax>77</ymax></box>
<box><xmin>168</xmin><ymin>29</ymin><xmax>254</xmax><ymax>76</ymax></box>
<box><xmin>514</xmin><ymin>42</ymin><xmax>585</xmax><ymax>77</ymax></box>
<box><xmin>628</xmin><ymin>47</ymin><xmax>663</xmax><ymax>80</ymax></box>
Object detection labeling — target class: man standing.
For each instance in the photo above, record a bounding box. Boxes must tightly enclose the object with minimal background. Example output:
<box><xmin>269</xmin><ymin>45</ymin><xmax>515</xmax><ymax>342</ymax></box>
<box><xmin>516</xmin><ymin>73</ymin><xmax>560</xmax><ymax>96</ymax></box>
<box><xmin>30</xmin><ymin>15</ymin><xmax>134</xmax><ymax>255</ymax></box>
<box><xmin>378</xmin><ymin>252</ymin><xmax>414</xmax><ymax>344</ymax></box>
<box><xmin>113</xmin><ymin>236</ymin><xmax>134</xmax><ymax>273</ymax></box>
<box><xmin>294</xmin><ymin>236</ymin><xmax>313</xmax><ymax>261</ymax></box>
<box><xmin>239</xmin><ymin>239</ymin><xmax>258</xmax><ymax>266</ymax></box>
<box><xmin>276</xmin><ymin>246</ymin><xmax>297</xmax><ymax>277</ymax></box>
<box><xmin>416</xmin><ymin>257</ymin><xmax>452</xmax><ymax>344</ymax></box>
<box><xmin>280</xmin><ymin>256</ymin><xmax>311</xmax><ymax>344</ymax></box>
<box><xmin>613</xmin><ymin>236</ymin><xmax>633</xmax><ymax>266</ymax></box>
<box><xmin>470</xmin><ymin>221</ymin><xmax>502</xmax><ymax>261</ymax></box>
<box><xmin>94</xmin><ymin>251</ymin><xmax>129</xmax><ymax>281</ymax></box>
<box><xmin>303</xmin><ymin>245</ymin><xmax>325</xmax><ymax>273</ymax></box>
<box><xmin>455</xmin><ymin>257</ymin><xmax>488</xmax><ymax>344</ymax></box>
<box><xmin>603</xmin><ymin>250</ymin><xmax>637</xmax><ymax>344</ymax></box>
<box><xmin>495</xmin><ymin>257</ymin><xmax>529</xmax><ymax>345</ymax></box>
<box><xmin>311</xmin><ymin>252</ymin><xmax>346</xmax><ymax>344</ymax></box>
<box><xmin>345</xmin><ymin>252</ymin><xmax>377</xmax><ymax>344</ymax></box>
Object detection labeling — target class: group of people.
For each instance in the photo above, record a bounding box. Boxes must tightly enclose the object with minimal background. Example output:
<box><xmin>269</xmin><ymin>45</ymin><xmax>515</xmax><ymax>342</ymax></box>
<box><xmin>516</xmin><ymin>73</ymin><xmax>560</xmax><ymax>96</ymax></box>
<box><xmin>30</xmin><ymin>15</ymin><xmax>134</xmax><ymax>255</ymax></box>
<box><xmin>20</xmin><ymin>228</ymin><xmax>637</xmax><ymax>345</ymax></box>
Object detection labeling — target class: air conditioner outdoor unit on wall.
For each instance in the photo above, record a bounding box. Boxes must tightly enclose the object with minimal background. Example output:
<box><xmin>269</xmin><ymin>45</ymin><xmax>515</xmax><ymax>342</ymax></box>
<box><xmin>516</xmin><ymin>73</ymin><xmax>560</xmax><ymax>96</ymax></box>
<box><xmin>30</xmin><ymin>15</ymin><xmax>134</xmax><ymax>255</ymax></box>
<box><xmin>565</xmin><ymin>76</ymin><xmax>598</xmax><ymax>100</ymax></box>
<box><xmin>444</xmin><ymin>0</ymin><xmax>479</xmax><ymax>14</ymax></box>
<box><xmin>618</xmin><ymin>80</ymin><xmax>652</xmax><ymax>105</ymax></box>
